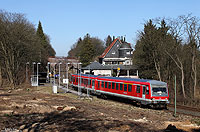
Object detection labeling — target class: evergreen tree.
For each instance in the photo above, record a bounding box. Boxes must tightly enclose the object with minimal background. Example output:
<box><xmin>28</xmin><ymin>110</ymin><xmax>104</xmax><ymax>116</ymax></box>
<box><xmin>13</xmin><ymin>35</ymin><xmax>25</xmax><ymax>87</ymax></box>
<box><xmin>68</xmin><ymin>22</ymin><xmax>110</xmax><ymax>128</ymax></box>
<box><xmin>36</xmin><ymin>21</ymin><xmax>55</xmax><ymax>57</ymax></box>
<box><xmin>36</xmin><ymin>21</ymin><xmax>56</xmax><ymax>71</ymax></box>
<box><xmin>133</xmin><ymin>19</ymin><xmax>175</xmax><ymax>80</ymax></box>
<box><xmin>80</xmin><ymin>33</ymin><xmax>94</xmax><ymax>67</ymax></box>
<box><xmin>105</xmin><ymin>35</ymin><xmax>112</xmax><ymax>47</ymax></box>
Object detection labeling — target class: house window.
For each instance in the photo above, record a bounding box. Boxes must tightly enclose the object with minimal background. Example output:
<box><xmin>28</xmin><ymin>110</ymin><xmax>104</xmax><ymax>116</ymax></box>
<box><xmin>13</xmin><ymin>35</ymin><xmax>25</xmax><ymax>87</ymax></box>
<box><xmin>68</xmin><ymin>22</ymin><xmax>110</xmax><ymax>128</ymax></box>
<box><xmin>105</xmin><ymin>61</ymin><xmax>112</xmax><ymax>65</ymax></box>
<box><xmin>112</xmin><ymin>61</ymin><xmax>118</xmax><ymax>64</ymax></box>
<box><xmin>119</xmin><ymin>62</ymin><xmax>123</xmax><ymax>65</ymax></box>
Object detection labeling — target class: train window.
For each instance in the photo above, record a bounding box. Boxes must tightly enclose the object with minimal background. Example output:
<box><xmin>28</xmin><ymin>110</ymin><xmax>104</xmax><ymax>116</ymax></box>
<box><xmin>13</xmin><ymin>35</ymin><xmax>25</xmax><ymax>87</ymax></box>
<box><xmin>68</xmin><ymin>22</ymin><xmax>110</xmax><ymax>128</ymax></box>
<box><xmin>124</xmin><ymin>84</ymin><xmax>127</xmax><ymax>91</ymax></box>
<box><xmin>116</xmin><ymin>83</ymin><xmax>119</xmax><ymax>90</ymax></box>
<box><xmin>136</xmin><ymin>85</ymin><xmax>140</xmax><ymax>93</ymax></box>
<box><xmin>101</xmin><ymin>81</ymin><xmax>104</xmax><ymax>88</ymax></box>
<box><xmin>112</xmin><ymin>82</ymin><xmax>115</xmax><ymax>89</ymax></box>
<box><xmin>146</xmin><ymin>86</ymin><xmax>149</xmax><ymax>95</ymax></box>
<box><xmin>92</xmin><ymin>80</ymin><xmax>95</xmax><ymax>86</ymax></box>
<box><xmin>105</xmin><ymin>82</ymin><xmax>108</xmax><ymax>88</ymax></box>
<box><xmin>108</xmin><ymin>82</ymin><xmax>111</xmax><ymax>89</ymax></box>
<box><xmin>128</xmin><ymin>85</ymin><xmax>132</xmax><ymax>92</ymax></box>
<box><xmin>86</xmin><ymin>79</ymin><xmax>88</xmax><ymax>85</ymax></box>
<box><xmin>88</xmin><ymin>79</ymin><xmax>91</xmax><ymax>85</ymax></box>
<box><xmin>143</xmin><ymin>86</ymin><xmax>146</xmax><ymax>94</ymax></box>
<box><xmin>98</xmin><ymin>81</ymin><xmax>100</xmax><ymax>88</ymax></box>
<box><xmin>120</xmin><ymin>83</ymin><xmax>123</xmax><ymax>91</ymax></box>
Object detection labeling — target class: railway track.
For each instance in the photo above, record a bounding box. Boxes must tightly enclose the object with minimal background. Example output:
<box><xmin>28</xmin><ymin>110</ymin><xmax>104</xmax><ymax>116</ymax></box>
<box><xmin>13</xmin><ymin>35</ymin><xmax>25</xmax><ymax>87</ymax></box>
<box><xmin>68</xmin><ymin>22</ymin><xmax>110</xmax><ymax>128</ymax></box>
<box><xmin>167</xmin><ymin>104</ymin><xmax>200</xmax><ymax>117</ymax></box>
<box><xmin>58</xmin><ymin>85</ymin><xmax>200</xmax><ymax>117</ymax></box>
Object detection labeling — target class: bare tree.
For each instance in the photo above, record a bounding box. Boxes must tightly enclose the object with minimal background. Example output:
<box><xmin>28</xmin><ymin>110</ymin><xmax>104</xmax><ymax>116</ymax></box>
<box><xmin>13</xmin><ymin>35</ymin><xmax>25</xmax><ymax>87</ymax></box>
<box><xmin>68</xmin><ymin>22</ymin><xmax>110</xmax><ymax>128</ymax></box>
<box><xmin>167</xmin><ymin>16</ymin><xmax>187</xmax><ymax>98</ymax></box>
<box><xmin>183</xmin><ymin>14</ymin><xmax>200</xmax><ymax>98</ymax></box>
<box><xmin>0</xmin><ymin>10</ymin><xmax>41</xmax><ymax>87</ymax></box>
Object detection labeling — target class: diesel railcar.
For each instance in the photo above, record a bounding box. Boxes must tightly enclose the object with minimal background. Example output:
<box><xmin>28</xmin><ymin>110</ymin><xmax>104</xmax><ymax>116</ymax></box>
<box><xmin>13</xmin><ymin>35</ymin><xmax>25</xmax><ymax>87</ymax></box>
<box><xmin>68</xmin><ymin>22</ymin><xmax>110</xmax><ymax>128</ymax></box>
<box><xmin>70</xmin><ymin>74</ymin><xmax>169</xmax><ymax>108</ymax></box>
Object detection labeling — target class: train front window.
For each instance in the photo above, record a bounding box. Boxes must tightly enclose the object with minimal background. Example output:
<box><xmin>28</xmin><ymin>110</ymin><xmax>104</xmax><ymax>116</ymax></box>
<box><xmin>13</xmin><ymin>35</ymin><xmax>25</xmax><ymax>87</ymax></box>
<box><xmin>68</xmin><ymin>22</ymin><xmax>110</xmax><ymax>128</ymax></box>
<box><xmin>152</xmin><ymin>86</ymin><xmax>167</xmax><ymax>96</ymax></box>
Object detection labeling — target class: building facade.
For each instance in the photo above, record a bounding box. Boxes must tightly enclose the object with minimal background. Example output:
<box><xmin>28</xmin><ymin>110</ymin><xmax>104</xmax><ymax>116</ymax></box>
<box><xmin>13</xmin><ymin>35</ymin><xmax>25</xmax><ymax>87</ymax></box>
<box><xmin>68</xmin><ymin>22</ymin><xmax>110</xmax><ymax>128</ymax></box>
<box><xmin>99</xmin><ymin>38</ymin><xmax>133</xmax><ymax>65</ymax></box>
<box><xmin>82</xmin><ymin>38</ymin><xmax>138</xmax><ymax>78</ymax></box>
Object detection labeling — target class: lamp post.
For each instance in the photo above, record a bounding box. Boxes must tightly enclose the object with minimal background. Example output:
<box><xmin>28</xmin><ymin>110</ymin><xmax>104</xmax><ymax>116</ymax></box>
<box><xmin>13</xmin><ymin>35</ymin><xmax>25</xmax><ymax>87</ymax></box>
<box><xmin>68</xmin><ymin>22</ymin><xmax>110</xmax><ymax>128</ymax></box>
<box><xmin>47</xmin><ymin>62</ymin><xmax>50</xmax><ymax>83</ymax></box>
<box><xmin>78</xmin><ymin>62</ymin><xmax>82</xmax><ymax>96</ymax></box>
<box><xmin>66</xmin><ymin>63</ymin><xmax>70</xmax><ymax>92</ymax></box>
<box><xmin>87</xmin><ymin>62</ymin><xmax>92</xmax><ymax>97</ymax></box>
<box><xmin>32</xmin><ymin>62</ymin><xmax>36</xmax><ymax>86</ymax></box>
<box><xmin>32</xmin><ymin>62</ymin><xmax>36</xmax><ymax>75</ymax></box>
<box><xmin>54</xmin><ymin>63</ymin><xmax>56</xmax><ymax>86</ymax></box>
<box><xmin>59</xmin><ymin>63</ymin><xmax>62</xmax><ymax>88</ymax></box>
<box><xmin>37</xmin><ymin>62</ymin><xmax>41</xmax><ymax>86</ymax></box>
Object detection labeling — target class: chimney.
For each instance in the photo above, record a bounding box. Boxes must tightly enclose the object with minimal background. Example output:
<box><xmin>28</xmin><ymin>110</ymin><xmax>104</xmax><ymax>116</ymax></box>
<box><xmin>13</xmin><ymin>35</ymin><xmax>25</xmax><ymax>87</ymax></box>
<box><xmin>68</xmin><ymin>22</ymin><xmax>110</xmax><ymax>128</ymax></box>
<box><xmin>113</xmin><ymin>36</ymin><xmax>115</xmax><ymax>41</ymax></box>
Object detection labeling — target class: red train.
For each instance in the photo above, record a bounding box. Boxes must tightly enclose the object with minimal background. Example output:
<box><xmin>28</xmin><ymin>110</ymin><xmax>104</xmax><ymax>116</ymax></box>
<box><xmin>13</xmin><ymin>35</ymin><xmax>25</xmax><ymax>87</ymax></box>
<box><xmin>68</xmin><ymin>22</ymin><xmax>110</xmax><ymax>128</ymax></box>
<box><xmin>70</xmin><ymin>74</ymin><xmax>169</xmax><ymax>108</ymax></box>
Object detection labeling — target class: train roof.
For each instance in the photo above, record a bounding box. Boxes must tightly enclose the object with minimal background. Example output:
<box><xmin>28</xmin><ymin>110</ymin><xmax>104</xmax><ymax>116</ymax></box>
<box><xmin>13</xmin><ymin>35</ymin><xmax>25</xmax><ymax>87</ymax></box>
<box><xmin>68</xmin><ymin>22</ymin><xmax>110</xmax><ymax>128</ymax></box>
<box><xmin>72</xmin><ymin>74</ymin><xmax>100</xmax><ymax>78</ymax></box>
<box><xmin>72</xmin><ymin>74</ymin><xmax>167</xmax><ymax>86</ymax></box>
<box><xmin>97</xmin><ymin>76</ymin><xmax>167</xmax><ymax>86</ymax></box>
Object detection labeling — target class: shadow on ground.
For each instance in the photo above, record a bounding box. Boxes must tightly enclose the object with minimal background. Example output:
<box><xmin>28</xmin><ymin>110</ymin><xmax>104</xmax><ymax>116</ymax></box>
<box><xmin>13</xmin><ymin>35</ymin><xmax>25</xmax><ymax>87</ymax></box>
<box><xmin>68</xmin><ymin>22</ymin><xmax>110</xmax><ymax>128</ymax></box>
<box><xmin>0</xmin><ymin>109</ymin><xmax>157</xmax><ymax>132</ymax></box>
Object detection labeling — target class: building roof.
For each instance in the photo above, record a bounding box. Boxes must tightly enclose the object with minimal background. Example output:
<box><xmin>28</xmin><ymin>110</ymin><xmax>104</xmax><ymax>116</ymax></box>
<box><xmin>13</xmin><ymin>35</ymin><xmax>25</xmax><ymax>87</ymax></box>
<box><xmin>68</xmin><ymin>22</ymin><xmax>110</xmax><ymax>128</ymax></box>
<box><xmin>119</xmin><ymin>42</ymin><xmax>132</xmax><ymax>49</ymax></box>
<box><xmin>99</xmin><ymin>38</ymin><xmax>122</xmax><ymax>58</ymax></box>
<box><xmin>82</xmin><ymin>61</ymin><xmax>137</xmax><ymax>70</ymax></box>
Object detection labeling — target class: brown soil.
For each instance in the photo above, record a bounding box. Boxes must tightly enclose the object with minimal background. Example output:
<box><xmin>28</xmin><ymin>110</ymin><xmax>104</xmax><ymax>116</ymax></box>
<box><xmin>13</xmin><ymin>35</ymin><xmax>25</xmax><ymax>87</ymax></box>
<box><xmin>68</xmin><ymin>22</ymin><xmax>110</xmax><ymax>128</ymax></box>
<box><xmin>0</xmin><ymin>85</ymin><xmax>199</xmax><ymax>132</ymax></box>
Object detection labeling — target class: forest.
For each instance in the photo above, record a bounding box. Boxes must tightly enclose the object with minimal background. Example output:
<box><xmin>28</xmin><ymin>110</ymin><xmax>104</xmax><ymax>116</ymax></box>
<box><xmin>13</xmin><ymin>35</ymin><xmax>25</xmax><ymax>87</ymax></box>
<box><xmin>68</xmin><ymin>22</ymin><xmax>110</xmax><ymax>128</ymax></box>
<box><xmin>0</xmin><ymin>10</ymin><xmax>55</xmax><ymax>88</ymax></box>
<box><xmin>133</xmin><ymin>14</ymin><xmax>200</xmax><ymax>105</ymax></box>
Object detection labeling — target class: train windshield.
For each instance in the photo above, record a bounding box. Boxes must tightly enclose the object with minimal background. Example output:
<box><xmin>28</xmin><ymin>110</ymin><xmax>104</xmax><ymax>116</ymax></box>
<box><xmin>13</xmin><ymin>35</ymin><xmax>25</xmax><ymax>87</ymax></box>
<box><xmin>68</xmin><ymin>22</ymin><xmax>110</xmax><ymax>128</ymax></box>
<box><xmin>152</xmin><ymin>86</ymin><xmax>168</xmax><ymax>96</ymax></box>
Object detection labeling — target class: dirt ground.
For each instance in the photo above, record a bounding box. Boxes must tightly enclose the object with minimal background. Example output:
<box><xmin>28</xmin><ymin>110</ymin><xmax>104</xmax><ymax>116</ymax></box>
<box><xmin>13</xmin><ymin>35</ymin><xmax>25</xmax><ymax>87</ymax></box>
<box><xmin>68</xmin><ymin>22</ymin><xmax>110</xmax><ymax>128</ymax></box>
<box><xmin>0</xmin><ymin>85</ymin><xmax>200</xmax><ymax>132</ymax></box>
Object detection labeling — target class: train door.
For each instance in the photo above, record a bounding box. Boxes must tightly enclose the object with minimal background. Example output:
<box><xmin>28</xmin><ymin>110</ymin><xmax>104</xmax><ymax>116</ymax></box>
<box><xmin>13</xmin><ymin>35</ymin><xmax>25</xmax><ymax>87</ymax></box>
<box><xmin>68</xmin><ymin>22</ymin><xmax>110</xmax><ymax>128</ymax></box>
<box><xmin>92</xmin><ymin>79</ymin><xmax>95</xmax><ymax>90</ymax></box>
<box><xmin>142</xmin><ymin>86</ymin><xmax>146</xmax><ymax>99</ymax></box>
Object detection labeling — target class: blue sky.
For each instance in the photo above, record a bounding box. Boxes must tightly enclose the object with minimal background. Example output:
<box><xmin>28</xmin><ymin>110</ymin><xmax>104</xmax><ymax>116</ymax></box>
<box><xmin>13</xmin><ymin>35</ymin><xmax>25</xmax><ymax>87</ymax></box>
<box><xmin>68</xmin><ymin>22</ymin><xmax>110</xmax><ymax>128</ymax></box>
<box><xmin>0</xmin><ymin>0</ymin><xmax>199</xmax><ymax>56</ymax></box>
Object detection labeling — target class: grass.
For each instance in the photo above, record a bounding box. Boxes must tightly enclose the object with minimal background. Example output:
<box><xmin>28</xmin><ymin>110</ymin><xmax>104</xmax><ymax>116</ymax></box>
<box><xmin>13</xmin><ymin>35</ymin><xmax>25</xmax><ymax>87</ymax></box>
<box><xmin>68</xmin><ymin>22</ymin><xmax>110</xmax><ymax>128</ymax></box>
<box><xmin>191</xmin><ymin>118</ymin><xmax>200</xmax><ymax>126</ymax></box>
